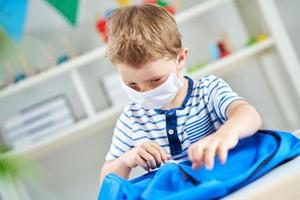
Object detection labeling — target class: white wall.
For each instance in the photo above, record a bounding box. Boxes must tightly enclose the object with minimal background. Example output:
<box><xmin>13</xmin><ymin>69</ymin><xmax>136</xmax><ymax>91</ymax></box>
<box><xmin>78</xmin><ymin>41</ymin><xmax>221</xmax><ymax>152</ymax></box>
<box><xmin>275</xmin><ymin>0</ymin><xmax>300</xmax><ymax>58</ymax></box>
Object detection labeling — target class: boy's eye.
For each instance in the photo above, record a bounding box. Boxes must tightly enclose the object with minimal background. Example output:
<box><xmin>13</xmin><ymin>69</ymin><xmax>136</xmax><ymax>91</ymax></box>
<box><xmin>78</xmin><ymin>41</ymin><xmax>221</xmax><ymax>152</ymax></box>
<box><xmin>150</xmin><ymin>78</ymin><xmax>161</xmax><ymax>83</ymax></box>
<box><xmin>128</xmin><ymin>83</ymin><xmax>136</xmax><ymax>86</ymax></box>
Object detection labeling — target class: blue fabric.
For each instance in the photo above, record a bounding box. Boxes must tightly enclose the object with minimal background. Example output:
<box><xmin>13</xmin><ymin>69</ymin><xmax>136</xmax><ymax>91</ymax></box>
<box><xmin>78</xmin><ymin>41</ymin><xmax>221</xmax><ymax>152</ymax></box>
<box><xmin>99</xmin><ymin>130</ymin><xmax>300</xmax><ymax>200</ymax></box>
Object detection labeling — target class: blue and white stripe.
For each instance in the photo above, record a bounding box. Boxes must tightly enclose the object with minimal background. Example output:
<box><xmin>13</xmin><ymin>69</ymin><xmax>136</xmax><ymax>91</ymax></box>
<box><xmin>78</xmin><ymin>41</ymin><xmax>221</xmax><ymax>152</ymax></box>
<box><xmin>105</xmin><ymin>75</ymin><xmax>243</xmax><ymax>162</ymax></box>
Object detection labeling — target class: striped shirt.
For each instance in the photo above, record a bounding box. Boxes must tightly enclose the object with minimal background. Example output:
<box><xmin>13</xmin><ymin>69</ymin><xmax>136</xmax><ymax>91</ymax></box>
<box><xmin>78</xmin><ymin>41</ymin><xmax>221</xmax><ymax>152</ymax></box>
<box><xmin>105</xmin><ymin>75</ymin><xmax>243</xmax><ymax>162</ymax></box>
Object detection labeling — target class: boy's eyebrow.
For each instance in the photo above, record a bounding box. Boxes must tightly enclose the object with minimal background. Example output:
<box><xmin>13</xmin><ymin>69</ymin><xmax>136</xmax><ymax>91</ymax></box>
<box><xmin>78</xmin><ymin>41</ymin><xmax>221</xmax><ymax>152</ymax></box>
<box><xmin>124</xmin><ymin>75</ymin><xmax>166</xmax><ymax>84</ymax></box>
<box><xmin>145</xmin><ymin>75</ymin><xmax>166</xmax><ymax>82</ymax></box>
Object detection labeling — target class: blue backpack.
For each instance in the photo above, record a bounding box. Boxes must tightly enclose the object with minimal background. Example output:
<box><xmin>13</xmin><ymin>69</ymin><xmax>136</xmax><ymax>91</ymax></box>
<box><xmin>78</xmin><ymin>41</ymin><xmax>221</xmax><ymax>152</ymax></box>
<box><xmin>98</xmin><ymin>130</ymin><xmax>300</xmax><ymax>200</ymax></box>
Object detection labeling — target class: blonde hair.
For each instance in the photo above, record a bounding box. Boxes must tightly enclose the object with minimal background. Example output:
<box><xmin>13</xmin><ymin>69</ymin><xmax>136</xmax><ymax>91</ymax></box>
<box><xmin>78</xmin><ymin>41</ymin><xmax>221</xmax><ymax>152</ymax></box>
<box><xmin>105</xmin><ymin>4</ymin><xmax>182</xmax><ymax>68</ymax></box>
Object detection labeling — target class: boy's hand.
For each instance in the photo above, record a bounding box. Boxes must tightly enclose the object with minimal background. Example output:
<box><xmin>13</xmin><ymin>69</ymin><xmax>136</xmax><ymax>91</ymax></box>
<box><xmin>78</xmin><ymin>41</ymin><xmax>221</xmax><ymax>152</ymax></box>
<box><xmin>188</xmin><ymin>130</ymin><xmax>239</xmax><ymax>170</ymax></box>
<box><xmin>121</xmin><ymin>140</ymin><xmax>171</xmax><ymax>171</ymax></box>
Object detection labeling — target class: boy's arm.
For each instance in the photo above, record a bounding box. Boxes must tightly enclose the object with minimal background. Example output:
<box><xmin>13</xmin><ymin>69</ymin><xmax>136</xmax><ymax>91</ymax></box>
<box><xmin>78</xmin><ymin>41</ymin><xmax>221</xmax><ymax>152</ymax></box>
<box><xmin>100</xmin><ymin>156</ymin><xmax>132</xmax><ymax>185</ymax></box>
<box><xmin>219</xmin><ymin>99</ymin><xmax>262</xmax><ymax>139</ymax></box>
<box><xmin>188</xmin><ymin>100</ymin><xmax>262</xmax><ymax>170</ymax></box>
<box><xmin>100</xmin><ymin>141</ymin><xmax>170</xmax><ymax>187</ymax></box>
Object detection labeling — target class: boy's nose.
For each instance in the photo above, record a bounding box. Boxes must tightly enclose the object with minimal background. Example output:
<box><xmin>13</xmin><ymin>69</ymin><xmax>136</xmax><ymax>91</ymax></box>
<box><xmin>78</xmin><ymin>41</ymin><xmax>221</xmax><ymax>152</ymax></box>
<box><xmin>138</xmin><ymin>84</ymin><xmax>153</xmax><ymax>92</ymax></box>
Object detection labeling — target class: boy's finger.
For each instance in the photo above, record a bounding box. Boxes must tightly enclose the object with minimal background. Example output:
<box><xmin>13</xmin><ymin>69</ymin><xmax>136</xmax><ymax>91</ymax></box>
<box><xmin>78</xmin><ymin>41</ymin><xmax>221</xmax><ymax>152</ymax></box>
<box><xmin>166</xmin><ymin>154</ymin><xmax>172</xmax><ymax>160</ymax></box>
<box><xmin>204</xmin><ymin>141</ymin><xmax>218</xmax><ymax>170</ymax></box>
<box><xmin>192</xmin><ymin>160</ymin><xmax>202</xmax><ymax>169</ymax></box>
<box><xmin>218</xmin><ymin>144</ymin><xmax>228</xmax><ymax>164</ymax></box>
<box><xmin>188</xmin><ymin>148</ymin><xmax>195</xmax><ymax>168</ymax></box>
<box><xmin>136</xmin><ymin>155</ymin><xmax>150</xmax><ymax>171</ymax></box>
<box><xmin>193</xmin><ymin>148</ymin><xmax>204</xmax><ymax>169</ymax></box>
<box><xmin>188</xmin><ymin>146</ymin><xmax>194</xmax><ymax>161</ymax></box>
<box><xmin>194</xmin><ymin>146</ymin><xmax>204</xmax><ymax>163</ymax></box>
<box><xmin>139</xmin><ymin>150</ymin><xmax>157</xmax><ymax>169</ymax></box>
<box><xmin>159</xmin><ymin>149</ymin><xmax>168</xmax><ymax>163</ymax></box>
<box><xmin>146</xmin><ymin>146</ymin><xmax>163</xmax><ymax>167</ymax></box>
<box><xmin>189</xmin><ymin>146</ymin><xmax>202</xmax><ymax>169</ymax></box>
<box><xmin>150</xmin><ymin>142</ymin><xmax>168</xmax><ymax>162</ymax></box>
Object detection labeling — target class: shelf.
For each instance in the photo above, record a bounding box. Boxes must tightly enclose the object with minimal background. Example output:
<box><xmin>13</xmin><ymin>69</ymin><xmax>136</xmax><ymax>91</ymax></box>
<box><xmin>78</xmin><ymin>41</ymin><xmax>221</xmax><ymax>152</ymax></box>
<box><xmin>189</xmin><ymin>38</ymin><xmax>275</xmax><ymax>79</ymax></box>
<box><xmin>0</xmin><ymin>0</ymin><xmax>233</xmax><ymax>99</ymax></box>
<box><xmin>3</xmin><ymin>105</ymin><xmax>123</xmax><ymax>158</ymax></box>
<box><xmin>4</xmin><ymin>38</ymin><xmax>275</xmax><ymax>159</ymax></box>
<box><xmin>0</xmin><ymin>46</ymin><xmax>107</xmax><ymax>99</ymax></box>
<box><xmin>0</xmin><ymin>0</ymin><xmax>277</xmax><ymax>159</ymax></box>
<box><xmin>175</xmin><ymin>0</ymin><xmax>232</xmax><ymax>24</ymax></box>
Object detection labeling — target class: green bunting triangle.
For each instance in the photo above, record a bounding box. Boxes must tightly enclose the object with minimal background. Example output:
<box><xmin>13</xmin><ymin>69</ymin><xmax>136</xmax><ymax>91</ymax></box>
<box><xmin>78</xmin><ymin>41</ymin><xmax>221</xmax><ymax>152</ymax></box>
<box><xmin>46</xmin><ymin>0</ymin><xmax>79</xmax><ymax>26</ymax></box>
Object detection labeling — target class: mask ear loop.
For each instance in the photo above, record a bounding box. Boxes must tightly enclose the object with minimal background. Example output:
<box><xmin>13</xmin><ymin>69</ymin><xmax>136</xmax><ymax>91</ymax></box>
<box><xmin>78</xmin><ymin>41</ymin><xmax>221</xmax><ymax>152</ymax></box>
<box><xmin>177</xmin><ymin>49</ymin><xmax>189</xmax><ymax>77</ymax></box>
<box><xmin>174</xmin><ymin>51</ymin><xmax>180</xmax><ymax>70</ymax></box>
<box><xmin>174</xmin><ymin>52</ymin><xmax>185</xmax><ymax>84</ymax></box>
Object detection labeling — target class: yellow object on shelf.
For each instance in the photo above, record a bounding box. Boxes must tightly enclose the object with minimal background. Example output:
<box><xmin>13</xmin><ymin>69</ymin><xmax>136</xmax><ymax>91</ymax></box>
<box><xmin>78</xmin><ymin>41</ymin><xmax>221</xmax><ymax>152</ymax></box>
<box><xmin>118</xmin><ymin>0</ymin><xmax>130</xmax><ymax>6</ymax></box>
<box><xmin>257</xmin><ymin>34</ymin><xmax>268</xmax><ymax>42</ymax></box>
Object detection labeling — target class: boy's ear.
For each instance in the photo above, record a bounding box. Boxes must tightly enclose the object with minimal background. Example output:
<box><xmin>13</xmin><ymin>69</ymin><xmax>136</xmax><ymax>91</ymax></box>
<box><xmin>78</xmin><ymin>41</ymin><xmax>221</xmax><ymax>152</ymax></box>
<box><xmin>177</xmin><ymin>48</ymin><xmax>188</xmax><ymax>70</ymax></box>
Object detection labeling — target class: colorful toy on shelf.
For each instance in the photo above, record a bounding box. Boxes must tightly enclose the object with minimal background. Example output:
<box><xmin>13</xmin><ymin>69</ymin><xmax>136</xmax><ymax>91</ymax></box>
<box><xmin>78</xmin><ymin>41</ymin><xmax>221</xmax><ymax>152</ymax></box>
<box><xmin>95</xmin><ymin>1</ymin><xmax>175</xmax><ymax>43</ymax></box>
<box><xmin>96</xmin><ymin>18</ymin><xmax>109</xmax><ymax>43</ymax></box>
<box><xmin>247</xmin><ymin>36</ymin><xmax>257</xmax><ymax>46</ymax></box>
<box><xmin>95</xmin><ymin>8</ymin><xmax>115</xmax><ymax>43</ymax></box>
<box><xmin>48</xmin><ymin>44</ymin><xmax>58</xmax><ymax>67</ymax></box>
<box><xmin>220</xmin><ymin>32</ymin><xmax>234</xmax><ymax>53</ymax></box>
<box><xmin>143</xmin><ymin>0</ymin><xmax>176</xmax><ymax>15</ymax></box>
<box><xmin>4</xmin><ymin>63</ymin><xmax>15</xmax><ymax>85</ymax></box>
<box><xmin>217</xmin><ymin>41</ymin><xmax>229</xmax><ymax>58</ymax></box>
<box><xmin>4</xmin><ymin>64</ymin><xmax>27</xmax><ymax>84</ymax></box>
<box><xmin>61</xmin><ymin>36</ymin><xmax>77</xmax><ymax>58</ymax></box>
<box><xmin>210</xmin><ymin>44</ymin><xmax>221</xmax><ymax>60</ymax></box>
<box><xmin>1</xmin><ymin>59</ymin><xmax>35</xmax><ymax>88</ymax></box>
<box><xmin>3</xmin><ymin>63</ymin><xmax>27</xmax><ymax>84</ymax></box>
<box><xmin>256</xmin><ymin>34</ymin><xmax>268</xmax><ymax>42</ymax></box>
<box><xmin>14</xmin><ymin>72</ymin><xmax>27</xmax><ymax>83</ymax></box>
<box><xmin>117</xmin><ymin>0</ymin><xmax>131</xmax><ymax>6</ymax></box>
<box><xmin>20</xmin><ymin>55</ymin><xmax>35</xmax><ymax>76</ymax></box>
<box><xmin>56</xmin><ymin>54</ymin><xmax>70</xmax><ymax>64</ymax></box>
<box><xmin>104</xmin><ymin>8</ymin><xmax>115</xmax><ymax>19</ymax></box>
<box><xmin>46</xmin><ymin>37</ymin><xmax>77</xmax><ymax>67</ymax></box>
<box><xmin>247</xmin><ymin>34</ymin><xmax>268</xmax><ymax>46</ymax></box>
<box><xmin>210</xmin><ymin>32</ymin><xmax>233</xmax><ymax>60</ymax></box>
<box><xmin>54</xmin><ymin>36</ymin><xmax>77</xmax><ymax>64</ymax></box>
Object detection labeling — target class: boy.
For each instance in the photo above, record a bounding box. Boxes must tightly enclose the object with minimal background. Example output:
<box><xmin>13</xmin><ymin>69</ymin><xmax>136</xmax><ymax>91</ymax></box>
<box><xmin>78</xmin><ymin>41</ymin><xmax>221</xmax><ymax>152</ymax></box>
<box><xmin>100</xmin><ymin>4</ymin><xmax>262</xmax><ymax>183</ymax></box>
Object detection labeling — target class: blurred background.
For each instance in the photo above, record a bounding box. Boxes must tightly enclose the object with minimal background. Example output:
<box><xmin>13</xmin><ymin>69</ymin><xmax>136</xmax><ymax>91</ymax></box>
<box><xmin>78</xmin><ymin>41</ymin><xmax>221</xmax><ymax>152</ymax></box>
<box><xmin>0</xmin><ymin>0</ymin><xmax>300</xmax><ymax>199</ymax></box>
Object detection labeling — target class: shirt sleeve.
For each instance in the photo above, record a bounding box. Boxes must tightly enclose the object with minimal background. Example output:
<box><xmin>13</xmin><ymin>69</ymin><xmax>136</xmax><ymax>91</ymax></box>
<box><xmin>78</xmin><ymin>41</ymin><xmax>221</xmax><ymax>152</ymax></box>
<box><xmin>202</xmin><ymin>75</ymin><xmax>243</xmax><ymax>122</ymax></box>
<box><xmin>105</xmin><ymin>109</ymin><xmax>134</xmax><ymax>161</ymax></box>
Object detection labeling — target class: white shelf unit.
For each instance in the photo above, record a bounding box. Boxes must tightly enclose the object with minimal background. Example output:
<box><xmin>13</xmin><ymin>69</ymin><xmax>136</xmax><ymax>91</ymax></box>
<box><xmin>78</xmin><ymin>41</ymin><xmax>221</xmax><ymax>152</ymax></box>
<box><xmin>0</xmin><ymin>46</ymin><xmax>107</xmax><ymax>99</ymax></box>
<box><xmin>3</xmin><ymin>105</ymin><xmax>123</xmax><ymax>158</ymax></box>
<box><xmin>4</xmin><ymin>39</ymin><xmax>275</xmax><ymax>159</ymax></box>
<box><xmin>189</xmin><ymin>37</ymin><xmax>275</xmax><ymax>79</ymax></box>
<box><xmin>1</xmin><ymin>0</ymin><xmax>299</xmax><ymax>159</ymax></box>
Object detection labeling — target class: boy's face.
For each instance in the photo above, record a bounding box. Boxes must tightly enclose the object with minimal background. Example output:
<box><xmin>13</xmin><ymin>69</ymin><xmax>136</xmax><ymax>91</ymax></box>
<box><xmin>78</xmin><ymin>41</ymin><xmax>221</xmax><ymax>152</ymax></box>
<box><xmin>117</xmin><ymin>49</ymin><xmax>188</xmax><ymax>92</ymax></box>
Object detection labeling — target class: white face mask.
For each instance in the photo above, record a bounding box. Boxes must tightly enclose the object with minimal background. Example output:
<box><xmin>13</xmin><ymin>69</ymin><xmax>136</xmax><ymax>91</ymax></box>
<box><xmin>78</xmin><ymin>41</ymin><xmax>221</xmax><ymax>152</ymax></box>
<box><xmin>120</xmin><ymin>58</ymin><xmax>184</xmax><ymax>110</ymax></box>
